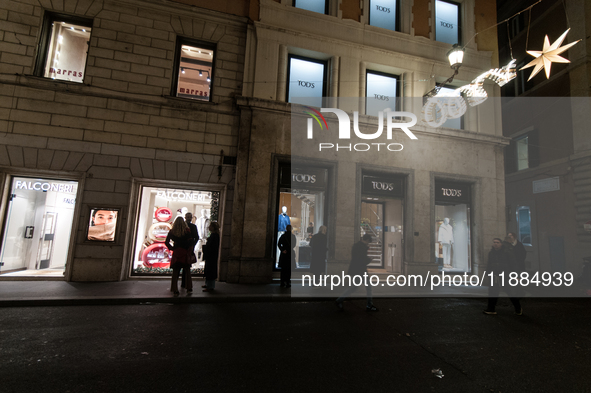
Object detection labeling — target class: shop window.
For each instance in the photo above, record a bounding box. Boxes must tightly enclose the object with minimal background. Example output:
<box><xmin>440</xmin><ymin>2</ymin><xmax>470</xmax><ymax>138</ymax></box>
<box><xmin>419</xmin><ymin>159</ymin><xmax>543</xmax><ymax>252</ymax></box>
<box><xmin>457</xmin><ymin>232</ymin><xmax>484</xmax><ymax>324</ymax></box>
<box><xmin>369</xmin><ymin>0</ymin><xmax>399</xmax><ymax>31</ymax></box>
<box><xmin>173</xmin><ymin>38</ymin><xmax>215</xmax><ymax>102</ymax></box>
<box><xmin>294</xmin><ymin>0</ymin><xmax>328</xmax><ymax>14</ymax></box>
<box><xmin>366</xmin><ymin>70</ymin><xmax>400</xmax><ymax>117</ymax></box>
<box><xmin>131</xmin><ymin>186</ymin><xmax>220</xmax><ymax>276</ymax></box>
<box><xmin>276</xmin><ymin>165</ymin><xmax>328</xmax><ymax>270</ymax></box>
<box><xmin>516</xmin><ymin>206</ymin><xmax>532</xmax><ymax>246</ymax></box>
<box><xmin>0</xmin><ymin>177</ymin><xmax>78</xmax><ymax>277</ymax></box>
<box><xmin>506</xmin><ymin>131</ymin><xmax>539</xmax><ymax>173</ymax></box>
<box><xmin>435</xmin><ymin>0</ymin><xmax>461</xmax><ymax>45</ymax></box>
<box><xmin>36</xmin><ymin>13</ymin><xmax>92</xmax><ymax>83</ymax></box>
<box><xmin>434</xmin><ymin>181</ymin><xmax>471</xmax><ymax>273</ymax></box>
<box><xmin>287</xmin><ymin>55</ymin><xmax>328</xmax><ymax>108</ymax></box>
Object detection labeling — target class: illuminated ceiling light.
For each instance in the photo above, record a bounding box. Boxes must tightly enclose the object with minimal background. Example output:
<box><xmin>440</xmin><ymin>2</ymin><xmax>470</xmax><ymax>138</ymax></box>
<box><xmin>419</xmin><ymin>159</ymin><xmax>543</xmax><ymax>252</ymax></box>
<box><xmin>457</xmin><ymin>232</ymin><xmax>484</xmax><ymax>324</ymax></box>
<box><xmin>83</xmin><ymin>29</ymin><xmax>86</xmax><ymax>32</ymax></box>
<box><xmin>199</xmin><ymin>70</ymin><xmax>203</xmax><ymax>77</ymax></box>
<box><xmin>181</xmin><ymin>67</ymin><xmax>185</xmax><ymax>74</ymax></box>
<box><xmin>207</xmin><ymin>76</ymin><xmax>211</xmax><ymax>82</ymax></box>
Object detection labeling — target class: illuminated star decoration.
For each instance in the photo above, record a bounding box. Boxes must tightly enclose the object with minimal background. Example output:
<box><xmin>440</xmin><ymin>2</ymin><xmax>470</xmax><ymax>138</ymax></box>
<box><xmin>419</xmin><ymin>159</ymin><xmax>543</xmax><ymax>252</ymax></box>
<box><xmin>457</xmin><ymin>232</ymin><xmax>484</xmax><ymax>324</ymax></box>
<box><xmin>520</xmin><ymin>28</ymin><xmax>580</xmax><ymax>81</ymax></box>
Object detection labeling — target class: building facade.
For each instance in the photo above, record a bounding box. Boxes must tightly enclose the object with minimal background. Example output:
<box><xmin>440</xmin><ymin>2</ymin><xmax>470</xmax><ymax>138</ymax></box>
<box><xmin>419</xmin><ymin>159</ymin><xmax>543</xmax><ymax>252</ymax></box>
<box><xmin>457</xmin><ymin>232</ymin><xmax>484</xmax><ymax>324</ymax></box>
<box><xmin>0</xmin><ymin>0</ymin><xmax>507</xmax><ymax>284</ymax></box>
<box><xmin>228</xmin><ymin>0</ymin><xmax>507</xmax><ymax>283</ymax></box>
<box><xmin>0</xmin><ymin>0</ymin><xmax>249</xmax><ymax>280</ymax></box>
<box><xmin>498</xmin><ymin>0</ymin><xmax>591</xmax><ymax>277</ymax></box>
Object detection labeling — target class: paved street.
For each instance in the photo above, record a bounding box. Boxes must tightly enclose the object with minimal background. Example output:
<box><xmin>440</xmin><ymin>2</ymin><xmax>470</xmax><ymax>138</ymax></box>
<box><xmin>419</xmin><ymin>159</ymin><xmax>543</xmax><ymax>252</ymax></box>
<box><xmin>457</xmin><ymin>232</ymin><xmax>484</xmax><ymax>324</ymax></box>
<box><xmin>1</xmin><ymin>297</ymin><xmax>590</xmax><ymax>392</ymax></box>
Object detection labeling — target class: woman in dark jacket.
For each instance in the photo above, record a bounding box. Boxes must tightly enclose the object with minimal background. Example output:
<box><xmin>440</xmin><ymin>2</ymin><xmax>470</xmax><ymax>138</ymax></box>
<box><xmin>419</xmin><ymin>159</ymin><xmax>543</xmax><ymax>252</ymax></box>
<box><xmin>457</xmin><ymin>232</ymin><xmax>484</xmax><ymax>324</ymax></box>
<box><xmin>202</xmin><ymin>222</ymin><xmax>220</xmax><ymax>292</ymax></box>
<box><xmin>310</xmin><ymin>225</ymin><xmax>327</xmax><ymax>276</ymax></box>
<box><xmin>165</xmin><ymin>216</ymin><xmax>193</xmax><ymax>296</ymax></box>
<box><xmin>278</xmin><ymin>225</ymin><xmax>296</xmax><ymax>287</ymax></box>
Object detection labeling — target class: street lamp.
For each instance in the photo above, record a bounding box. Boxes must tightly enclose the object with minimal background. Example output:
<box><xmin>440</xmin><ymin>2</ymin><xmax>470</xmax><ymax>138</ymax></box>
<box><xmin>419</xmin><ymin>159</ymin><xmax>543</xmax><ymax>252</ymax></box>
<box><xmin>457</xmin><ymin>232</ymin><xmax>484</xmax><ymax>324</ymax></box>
<box><xmin>447</xmin><ymin>43</ymin><xmax>464</xmax><ymax>71</ymax></box>
<box><xmin>424</xmin><ymin>43</ymin><xmax>465</xmax><ymax>98</ymax></box>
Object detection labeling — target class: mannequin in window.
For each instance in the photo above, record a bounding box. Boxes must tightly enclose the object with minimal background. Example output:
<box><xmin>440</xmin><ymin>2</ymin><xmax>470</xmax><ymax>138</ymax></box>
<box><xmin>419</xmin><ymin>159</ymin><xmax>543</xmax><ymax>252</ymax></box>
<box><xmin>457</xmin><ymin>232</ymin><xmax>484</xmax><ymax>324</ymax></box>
<box><xmin>278</xmin><ymin>206</ymin><xmax>291</xmax><ymax>232</ymax></box>
<box><xmin>196</xmin><ymin>209</ymin><xmax>210</xmax><ymax>262</ymax></box>
<box><xmin>438</xmin><ymin>217</ymin><xmax>454</xmax><ymax>268</ymax></box>
<box><xmin>277</xmin><ymin>206</ymin><xmax>291</xmax><ymax>264</ymax></box>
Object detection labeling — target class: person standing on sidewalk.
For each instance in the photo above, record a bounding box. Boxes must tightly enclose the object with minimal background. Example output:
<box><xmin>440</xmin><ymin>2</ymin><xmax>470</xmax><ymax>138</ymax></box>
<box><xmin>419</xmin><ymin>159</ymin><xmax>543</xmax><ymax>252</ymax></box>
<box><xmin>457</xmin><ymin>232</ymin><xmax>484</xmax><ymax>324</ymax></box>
<box><xmin>278</xmin><ymin>225</ymin><xmax>296</xmax><ymax>288</ymax></box>
<box><xmin>336</xmin><ymin>234</ymin><xmax>378</xmax><ymax>312</ymax></box>
<box><xmin>310</xmin><ymin>225</ymin><xmax>328</xmax><ymax>276</ymax></box>
<box><xmin>507</xmin><ymin>232</ymin><xmax>526</xmax><ymax>273</ymax></box>
<box><xmin>202</xmin><ymin>222</ymin><xmax>220</xmax><ymax>292</ymax></box>
<box><xmin>165</xmin><ymin>217</ymin><xmax>193</xmax><ymax>297</ymax></box>
<box><xmin>483</xmin><ymin>238</ymin><xmax>522</xmax><ymax>315</ymax></box>
<box><xmin>180</xmin><ymin>212</ymin><xmax>199</xmax><ymax>289</ymax></box>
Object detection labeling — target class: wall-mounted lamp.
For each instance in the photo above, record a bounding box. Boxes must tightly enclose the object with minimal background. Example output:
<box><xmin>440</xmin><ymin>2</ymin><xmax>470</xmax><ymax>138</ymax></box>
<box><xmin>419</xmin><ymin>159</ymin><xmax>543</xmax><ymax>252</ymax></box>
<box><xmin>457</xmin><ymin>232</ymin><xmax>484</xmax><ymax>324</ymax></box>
<box><xmin>181</xmin><ymin>68</ymin><xmax>185</xmax><ymax>74</ymax></box>
<box><xmin>199</xmin><ymin>70</ymin><xmax>203</xmax><ymax>77</ymax></box>
<box><xmin>424</xmin><ymin>43</ymin><xmax>465</xmax><ymax>98</ymax></box>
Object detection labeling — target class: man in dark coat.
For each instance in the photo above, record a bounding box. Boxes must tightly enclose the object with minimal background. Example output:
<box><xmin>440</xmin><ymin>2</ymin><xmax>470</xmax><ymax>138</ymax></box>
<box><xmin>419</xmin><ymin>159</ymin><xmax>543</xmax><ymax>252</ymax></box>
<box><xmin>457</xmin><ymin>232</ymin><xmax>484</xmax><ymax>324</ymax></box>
<box><xmin>310</xmin><ymin>225</ymin><xmax>327</xmax><ymax>276</ymax></box>
<box><xmin>508</xmin><ymin>232</ymin><xmax>526</xmax><ymax>273</ymax></box>
<box><xmin>278</xmin><ymin>225</ymin><xmax>296</xmax><ymax>288</ymax></box>
<box><xmin>483</xmin><ymin>238</ymin><xmax>522</xmax><ymax>315</ymax></box>
<box><xmin>335</xmin><ymin>234</ymin><xmax>378</xmax><ymax>312</ymax></box>
<box><xmin>181</xmin><ymin>212</ymin><xmax>199</xmax><ymax>289</ymax></box>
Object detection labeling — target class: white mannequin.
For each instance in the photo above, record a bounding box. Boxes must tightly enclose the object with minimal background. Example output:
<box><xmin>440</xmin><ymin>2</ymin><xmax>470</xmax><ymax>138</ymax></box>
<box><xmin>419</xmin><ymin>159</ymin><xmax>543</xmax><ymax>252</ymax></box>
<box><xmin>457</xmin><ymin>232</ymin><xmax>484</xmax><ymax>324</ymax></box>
<box><xmin>438</xmin><ymin>218</ymin><xmax>454</xmax><ymax>268</ymax></box>
<box><xmin>277</xmin><ymin>206</ymin><xmax>291</xmax><ymax>264</ymax></box>
<box><xmin>196</xmin><ymin>209</ymin><xmax>210</xmax><ymax>263</ymax></box>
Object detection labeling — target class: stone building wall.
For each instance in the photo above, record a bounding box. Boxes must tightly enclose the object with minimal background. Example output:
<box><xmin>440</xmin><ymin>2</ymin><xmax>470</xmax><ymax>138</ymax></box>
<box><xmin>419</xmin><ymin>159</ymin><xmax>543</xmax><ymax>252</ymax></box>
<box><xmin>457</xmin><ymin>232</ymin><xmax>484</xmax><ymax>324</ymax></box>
<box><xmin>0</xmin><ymin>0</ymin><xmax>247</xmax><ymax>281</ymax></box>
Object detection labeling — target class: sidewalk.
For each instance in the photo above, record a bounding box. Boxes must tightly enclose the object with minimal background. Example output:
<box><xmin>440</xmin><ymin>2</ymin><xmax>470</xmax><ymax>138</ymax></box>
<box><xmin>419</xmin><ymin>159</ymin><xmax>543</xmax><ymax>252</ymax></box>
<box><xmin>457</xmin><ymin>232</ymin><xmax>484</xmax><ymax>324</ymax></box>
<box><xmin>0</xmin><ymin>279</ymin><xmax>296</xmax><ymax>307</ymax></box>
<box><xmin>0</xmin><ymin>276</ymin><xmax>495</xmax><ymax>307</ymax></box>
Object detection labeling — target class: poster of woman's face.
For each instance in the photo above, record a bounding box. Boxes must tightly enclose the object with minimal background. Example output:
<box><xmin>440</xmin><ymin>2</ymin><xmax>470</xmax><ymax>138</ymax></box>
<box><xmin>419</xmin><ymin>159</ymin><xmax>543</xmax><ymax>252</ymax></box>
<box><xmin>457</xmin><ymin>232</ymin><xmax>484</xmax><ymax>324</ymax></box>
<box><xmin>87</xmin><ymin>208</ymin><xmax>119</xmax><ymax>242</ymax></box>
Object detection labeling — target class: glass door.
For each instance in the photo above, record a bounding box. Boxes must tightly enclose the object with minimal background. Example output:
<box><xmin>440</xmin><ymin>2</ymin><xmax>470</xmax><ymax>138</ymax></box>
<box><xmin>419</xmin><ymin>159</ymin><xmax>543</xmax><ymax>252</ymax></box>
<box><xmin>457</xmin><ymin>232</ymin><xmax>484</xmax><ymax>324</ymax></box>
<box><xmin>361</xmin><ymin>201</ymin><xmax>384</xmax><ymax>268</ymax></box>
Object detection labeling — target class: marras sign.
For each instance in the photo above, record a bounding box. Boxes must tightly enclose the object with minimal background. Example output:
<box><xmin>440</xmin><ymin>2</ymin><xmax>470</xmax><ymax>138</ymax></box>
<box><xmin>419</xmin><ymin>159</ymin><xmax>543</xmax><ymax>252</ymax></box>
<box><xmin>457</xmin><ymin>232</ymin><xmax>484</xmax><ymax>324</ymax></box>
<box><xmin>14</xmin><ymin>180</ymin><xmax>76</xmax><ymax>193</ymax></box>
<box><xmin>49</xmin><ymin>68</ymin><xmax>83</xmax><ymax>78</ymax></box>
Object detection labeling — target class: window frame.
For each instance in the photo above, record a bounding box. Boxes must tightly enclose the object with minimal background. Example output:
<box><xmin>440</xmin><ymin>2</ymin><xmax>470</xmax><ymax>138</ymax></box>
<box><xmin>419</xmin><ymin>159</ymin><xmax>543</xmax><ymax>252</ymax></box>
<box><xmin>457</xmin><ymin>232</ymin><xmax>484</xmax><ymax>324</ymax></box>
<box><xmin>35</xmin><ymin>11</ymin><xmax>93</xmax><ymax>82</ymax></box>
<box><xmin>365</xmin><ymin>69</ymin><xmax>401</xmax><ymax>116</ymax></box>
<box><xmin>434</xmin><ymin>0</ymin><xmax>462</xmax><ymax>45</ymax></box>
<box><xmin>438</xmin><ymin>85</ymin><xmax>464</xmax><ymax>130</ymax></box>
<box><xmin>293</xmin><ymin>0</ymin><xmax>328</xmax><ymax>15</ymax></box>
<box><xmin>285</xmin><ymin>54</ymin><xmax>329</xmax><ymax>105</ymax></box>
<box><xmin>171</xmin><ymin>37</ymin><xmax>216</xmax><ymax>102</ymax></box>
<box><xmin>368</xmin><ymin>0</ymin><xmax>400</xmax><ymax>32</ymax></box>
<box><xmin>515</xmin><ymin>134</ymin><xmax>529</xmax><ymax>171</ymax></box>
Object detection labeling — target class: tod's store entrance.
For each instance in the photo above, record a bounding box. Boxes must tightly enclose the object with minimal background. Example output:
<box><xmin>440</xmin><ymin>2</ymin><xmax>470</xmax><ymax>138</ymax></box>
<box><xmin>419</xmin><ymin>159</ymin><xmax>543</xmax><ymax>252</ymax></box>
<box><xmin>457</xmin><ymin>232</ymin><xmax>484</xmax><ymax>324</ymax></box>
<box><xmin>361</xmin><ymin>172</ymin><xmax>404</xmax><ymax>273</ymax></box>
<box><xmin>0</xmin><ymin>176</ymin><xmax>79</xmax><ymax>277</ymax></box>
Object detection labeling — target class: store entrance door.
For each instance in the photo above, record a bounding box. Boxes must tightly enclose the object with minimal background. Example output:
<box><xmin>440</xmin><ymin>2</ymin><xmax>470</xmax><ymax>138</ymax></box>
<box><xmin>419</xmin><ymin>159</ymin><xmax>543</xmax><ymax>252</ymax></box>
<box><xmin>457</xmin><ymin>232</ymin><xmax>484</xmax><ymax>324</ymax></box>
<box><xmin>361</xmin><ymin>201</ymin><xmax>384</xmax><ymax>268</ymax></box>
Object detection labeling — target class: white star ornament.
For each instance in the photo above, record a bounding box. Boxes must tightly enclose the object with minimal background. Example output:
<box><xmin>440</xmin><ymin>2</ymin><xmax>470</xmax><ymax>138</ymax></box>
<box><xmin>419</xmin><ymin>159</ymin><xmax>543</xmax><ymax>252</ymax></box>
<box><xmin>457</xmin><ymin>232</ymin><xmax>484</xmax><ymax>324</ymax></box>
<box><xmin>520</xmin><ymin>28</ymin><xmax>580</xmax><ymax>81</ymax></box>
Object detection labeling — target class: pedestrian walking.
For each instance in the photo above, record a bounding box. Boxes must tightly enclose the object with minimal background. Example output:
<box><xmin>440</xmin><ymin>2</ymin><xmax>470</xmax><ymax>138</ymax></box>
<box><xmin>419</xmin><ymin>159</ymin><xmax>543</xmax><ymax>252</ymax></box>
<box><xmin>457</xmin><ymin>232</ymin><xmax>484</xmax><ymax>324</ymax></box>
<box><xmin>165</xmin><ymin>216</ymin><xmax>193</xmax><ymax>296</ymax></box>
<box><xmin>310</xmin><ymin>225</ymin><xmax>327</xmax><ymax>276</ymax></box>
<box><xmin>483</xmin><ymin>238</ymin><xmax>522</xmax><ymax>315</ymax></box>
<box><xmin>507</xmin><ymin>232</ymin><xmax>526</xmax><ymax>273</ymax></box>
<box><xmin>335</xmin><ymin>233</ymin><xmax>378</xmax><ymax>312</ymax></box>
<box><xmin>278</xmin><ymin>225</ymin><xmax>296</xmax><ymax>287</ymax></box>
<box><xmin>202</xmin><ymin>222</ymin><xmax>220</xmax><ymax>292</ymax></box>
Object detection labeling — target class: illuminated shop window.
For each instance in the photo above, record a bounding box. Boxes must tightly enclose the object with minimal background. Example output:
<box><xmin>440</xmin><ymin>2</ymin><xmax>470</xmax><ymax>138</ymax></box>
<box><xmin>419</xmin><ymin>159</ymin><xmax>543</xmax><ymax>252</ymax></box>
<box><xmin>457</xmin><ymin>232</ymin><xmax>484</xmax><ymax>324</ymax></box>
<box><xmin>287</xmin><ymin>55</ymin><xmax>327</xmax><ymax>108</ymax></box>
<box><xmin>294</xmin><ymin>0</ymin><xmax>327</xmax><ymax>14</ymax></box>
<box><xmin>366</xmin><ymin>70</ymin><xmax>399</xmax><ymax>117</ymax></box>
<box><xmin>173</xmin><ymin>39</ymin><xmax>215</xmax><ymax>101</ymax></box>
<box><xmin>369</xmin><ymin>0</ymin><xmax>398</xmax><ymax>31</ymax></box>
<box><xmin>37</xmin><ymin>13</ymin><xmax>92</xmax><ymax>83</ymax></box>
<box><xmin>131</xmin><ymin>186</ymin><xmax>220</xmax><ymax>276</ymax></box>
<box><xmin>0</xmin><ymin>177</ymin><xmax>78</xmax><ymax>277</ymax></box>
<box><xmin>435</xmin><ymin>0</ymin><xmax>461</xmax><ymax>45</ymax></box>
